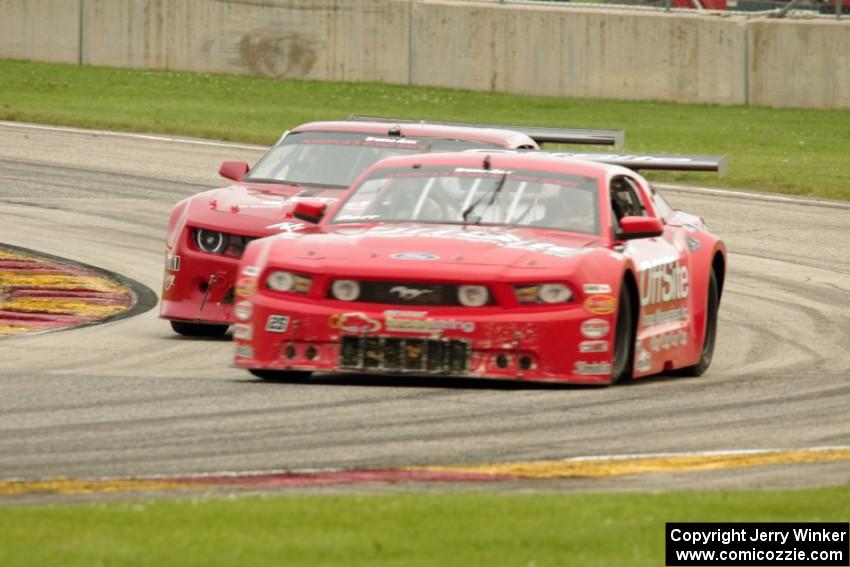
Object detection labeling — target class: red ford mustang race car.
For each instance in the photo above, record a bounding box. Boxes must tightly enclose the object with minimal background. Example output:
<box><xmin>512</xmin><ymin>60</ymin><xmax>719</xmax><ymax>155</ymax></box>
<box><xmin>160</xmin><ymin>118</ymin><xmax>623</xmax><ymax>337</ymax></box>
<box><xmin>232</xmin><ymin>150</ymin><xmax>727</xmax><ymax>386</ymax></box>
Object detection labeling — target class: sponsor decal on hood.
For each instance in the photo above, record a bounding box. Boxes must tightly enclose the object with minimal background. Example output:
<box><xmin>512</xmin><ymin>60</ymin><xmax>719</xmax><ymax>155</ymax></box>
<box><xmin>334</xmin><ymin>226</ymin><xmax>590</xmax><ymax>259</ymax></box>
<box><xmin>390</xmin><ymin>252</ymin><xmax>440</xmax><ymax>261</ymax></box>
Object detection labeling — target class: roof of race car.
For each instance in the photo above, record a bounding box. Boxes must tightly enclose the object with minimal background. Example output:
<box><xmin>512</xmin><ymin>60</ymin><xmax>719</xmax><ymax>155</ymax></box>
<box><xmin>290</xmin><ymin>121</ymin><xmax>537</xmax><ymax>149</ymax></box>
<box><xmin>357</xmin><ymin>150</ymin><xmax>618</xmax><ymax>180</ymax></box>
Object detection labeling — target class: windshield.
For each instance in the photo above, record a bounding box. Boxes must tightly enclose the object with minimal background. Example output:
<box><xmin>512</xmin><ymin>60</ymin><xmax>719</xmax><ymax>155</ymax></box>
<box><xmin>331</xmin><ymin>166</ymin><xmax>601</xmax><ymax>235</ymax></box>
<box><xmin>245</xmin><ymin>131</ymin><xmax>502</xmax><ymax>188</ymax></box>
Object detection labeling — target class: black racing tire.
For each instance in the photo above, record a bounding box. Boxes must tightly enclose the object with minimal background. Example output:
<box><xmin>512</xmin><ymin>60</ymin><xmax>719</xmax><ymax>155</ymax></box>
<box><xmin>677</xmin><ymin>270</ymin><xmax>719</xmax><ymax>378</ymax></box>
<box><xmin>170</xmin><ymin>320</ymin><xmax>229</xmax><ymax>337</ymax></box>
<box><xmin>249</xmin><ymin>369</ymin><xmax>313</xmax><ymax>383</ymax></box>
<box><xmin>609</xmin><ymin>282</ymin><xmax>635</xmax><ymax>385</ymax></box>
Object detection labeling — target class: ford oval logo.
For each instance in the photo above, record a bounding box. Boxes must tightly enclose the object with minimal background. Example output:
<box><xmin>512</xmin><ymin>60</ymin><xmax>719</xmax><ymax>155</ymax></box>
<box><xmin>390</xmin><ymin>252</ymin><xmax>439</xmax><ymax>261</ymax></box>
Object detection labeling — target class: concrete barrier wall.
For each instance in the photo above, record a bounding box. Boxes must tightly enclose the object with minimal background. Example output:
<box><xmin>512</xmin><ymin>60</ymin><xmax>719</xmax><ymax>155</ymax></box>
<box><xmin>0</xmin><ymin>0</ymin><xmax>81</xmax><ymax>64</ymax></box>
<box><xmin>79</xmin><ymin>0</ymin><xmax>410</xmax><ymax>83</ymax></box>
<box><xmin>748</xmin><ymin>18</ymin><xmax>850</xmax><ymax>108</ymax></box>
<box><xmin>1</xmin><ymin>0</ymin><xmax>848</xmax><ymax>109</ymax></box>
<box><xmin>411</xmin><ymin>2</ymin><xmax>748</xmax><ymax>105</ymax></box>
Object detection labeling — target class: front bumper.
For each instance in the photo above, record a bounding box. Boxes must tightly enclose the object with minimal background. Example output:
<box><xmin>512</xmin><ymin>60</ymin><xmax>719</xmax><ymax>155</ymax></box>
<box><xmin>234</xmin><ymin>294</ymin><xmax>616</xmax><ymax>384</ymax></box>
<box><xmin>159</xmin><ymin>244</ymin><xmax>240</xmax><ymax>325</ymax></box>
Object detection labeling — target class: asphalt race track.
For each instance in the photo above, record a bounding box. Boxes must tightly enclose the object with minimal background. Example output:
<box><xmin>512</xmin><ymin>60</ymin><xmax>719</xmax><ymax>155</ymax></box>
<box><xmin>1</xmin><ymin>122</ymin><xmax>849</xmax><ymax>490</ymax></box>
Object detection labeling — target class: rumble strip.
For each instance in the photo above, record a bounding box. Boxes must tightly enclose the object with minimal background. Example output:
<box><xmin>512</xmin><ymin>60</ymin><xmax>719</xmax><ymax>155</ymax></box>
<box><xmin>3</xmin><ymin>447</ymin><xmax>849</xmax><ymax>497</ymax></box>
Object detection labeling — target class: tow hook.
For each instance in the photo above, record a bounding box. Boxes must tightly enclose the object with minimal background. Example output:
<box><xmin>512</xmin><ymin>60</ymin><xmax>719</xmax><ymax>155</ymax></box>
<box><xmin>196</xmin><ymin>271</ymin><xmax>229</xmax><ymax>320</ymax></box>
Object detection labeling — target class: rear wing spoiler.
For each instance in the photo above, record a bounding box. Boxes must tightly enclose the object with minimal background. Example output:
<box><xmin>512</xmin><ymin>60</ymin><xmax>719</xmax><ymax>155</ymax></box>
<box><xmin>347</xmin><ymin>114</ymin><xmax>624</xmax><ymax>149</ymax></box>
<box><xmin>548</xmin><ymin>151</ymin><xmax>728</xmax><ymax>178</ymax></box>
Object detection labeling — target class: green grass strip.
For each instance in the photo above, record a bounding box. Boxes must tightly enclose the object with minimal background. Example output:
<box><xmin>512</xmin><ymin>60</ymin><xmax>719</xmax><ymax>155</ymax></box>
<box><xmin>2</xmin><ymin>58</ymin><xmax>849</xmax><ymax>200</ymax></box>
<box><xmin>1</xmin><ymin>487</ymin><xmax>849</xmax><ymax>566</ymax></box>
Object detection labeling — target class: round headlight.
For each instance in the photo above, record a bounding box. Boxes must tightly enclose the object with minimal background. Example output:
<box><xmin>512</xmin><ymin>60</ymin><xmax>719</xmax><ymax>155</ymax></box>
<box><xmin>266</xmin><ymin>271</ymin><xmax>295</xmax><ymax>292</ymax></box>
<box><xmin>458</xmin><ymin>285</ymin><xmax>489</xmax><ymax>307</ymax></box>
<box><xmin>538</xmin><ymin>283</ymin><xmax>572</xmax><ymax>304</ymax></box>
<box><xmin>331</xmin><ymin>279</ymin><xmax>361</xmax><ymax>302</ymax></box>
<box><xmin>195</xmin><ymin>229</ymin><xmax>228</xmax><ymax>254</ymax></box>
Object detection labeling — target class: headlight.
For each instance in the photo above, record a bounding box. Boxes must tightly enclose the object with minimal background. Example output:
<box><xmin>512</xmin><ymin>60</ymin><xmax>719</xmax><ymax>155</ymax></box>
<box><xmin>331</xmin><ymin>279</ymin><xmax>361</xmax><ymax>301</ymax></box>
<box><xmin>515</xmin><ymin>283</ymin><xmax>573</xmax><ymax>304</ymax></box>
<box><xmin>538</xmin><ymin>283</ymin><xmax>572</xmax><ymax>304</ymax></box>
<box><xmin>267</xmin><ymin>271</ymin><xmax>294</xmax><ymax>292</ymax></box>
<box><xmin>458</xmin><ymin>285</ymin><xmax>489</xmax><ymax>307</ymax></box>
<box><xmin>266</xmin><ymin>271</ymin><xmax>312</xmax><ymax>293</ymax></box>
<box><xmin>195</xmin><ymin>229</ymin><xmax>228</xmax><ymax>254</ymax></box>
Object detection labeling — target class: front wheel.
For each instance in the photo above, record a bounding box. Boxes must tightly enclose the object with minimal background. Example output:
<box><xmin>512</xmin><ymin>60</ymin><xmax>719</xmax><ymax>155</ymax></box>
<box><xmin>609</xmin><ymin>282</ymin><xmax>635</xmax><ymax>385</ymax></box>
<box><xmin>249</xmin><ymin>369</ymin><xmax>312</xmax><ymax>383</ymax></box>
<box><xmin>677</xmin><ymin>270</ymin><xmax>719</xmax><ymax>377</ymax></box>
<box><xmin>170</xmin><ymin>320</ymin><xmax>229</xmax><ymax>337</ymax></box>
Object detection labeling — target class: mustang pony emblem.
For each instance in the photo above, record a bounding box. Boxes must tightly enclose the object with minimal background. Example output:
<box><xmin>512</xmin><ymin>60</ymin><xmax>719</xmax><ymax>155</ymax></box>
<box><xmin>390</xmin><ymin>286</ymin><xmax>434</xmax><ymax>300</ymax></box>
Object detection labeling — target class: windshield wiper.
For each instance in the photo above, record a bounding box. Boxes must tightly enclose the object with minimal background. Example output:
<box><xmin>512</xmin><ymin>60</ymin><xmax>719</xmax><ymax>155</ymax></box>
<box><xmin>461</xmin><ymin>172</ymin><xmax>508</xmax><ymax>226</ymax></box>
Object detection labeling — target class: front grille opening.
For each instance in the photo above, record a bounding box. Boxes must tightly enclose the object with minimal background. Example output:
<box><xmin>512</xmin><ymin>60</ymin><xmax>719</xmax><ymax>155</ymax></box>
<box><xmin>340</xmin><ymin>336</ymin><xmax>469</xmax><ymax>374</ymax></box>
<box><xmin>329</xmin><ymin>281</ymin><xmax>493</xmax><ymax>307</ymax></box>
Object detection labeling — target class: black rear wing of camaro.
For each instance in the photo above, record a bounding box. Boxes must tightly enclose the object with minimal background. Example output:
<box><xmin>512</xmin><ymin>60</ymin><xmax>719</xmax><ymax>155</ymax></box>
<box><xmin>548</xmin><ymin>151</ymin><xmax>728</xmax><ymax>177</ymax></box>
<box><xmin>347</xmin><ymin>114</ymin><xmax>624</xmax><ymax>149</ymax></box>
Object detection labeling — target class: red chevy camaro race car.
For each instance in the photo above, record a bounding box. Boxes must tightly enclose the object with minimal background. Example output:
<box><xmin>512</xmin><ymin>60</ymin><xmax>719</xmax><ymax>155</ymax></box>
<box><xmin>159</xmin><ymin>118</ymin><xmax>623</xmax><ymax>336</ymax></box>
<box><xmin>232</xmin><ymin>150</ymin><xmax>727</xmax><ymax>385</ymax></box>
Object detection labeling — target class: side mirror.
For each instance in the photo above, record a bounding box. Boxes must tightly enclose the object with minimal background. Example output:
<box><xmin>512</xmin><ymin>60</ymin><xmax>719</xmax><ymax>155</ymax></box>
<box><xmin>292</xmin><ymin>201</ymin><xmax>327</xmax><ymax>224</ymax></box>
<box><xmin>219</xmin><ymin>161</ymin><xmax>250</xmax><ymax>182</ymax></box>
<box><xmin>619</xmin><ymin>216</ymin><xmax>664</xmax><ymax>240</ymax></box>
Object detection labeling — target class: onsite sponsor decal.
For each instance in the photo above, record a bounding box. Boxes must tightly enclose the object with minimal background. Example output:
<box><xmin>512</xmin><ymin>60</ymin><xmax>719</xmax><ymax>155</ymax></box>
<box><xmin>329</xmin><ymin>312</ymin><xmax>382</xmax><ymax>334</ymax></box>
<box><xmin>166</xmin><ymin>254</ymin><xmax>180</xmax><ymax>272</ymax></box>
<box><xmin>233</xmin><ymin>323</ymin><xmax>252</xmax><ymax>340</ymax></box>
<box><xmin>383</xmin><ymin>310</ymin><xmax>476</xmax><ymax>334</ymax></box>
<box><xmin>390</xmin><ymin>252</ymin><xmax>440</xmax><ymax>261</ymax></box>
<box><xmin>583</xmin><ymin>294</ymin><xmax>617</xmax><ymax>315</ymax></box>
<box><xmin>265</xmin><ymin>315</ymin><xmax>290</xmax><ymax>333</ymax></box>
<box><xmin>580</xmin><ymin>318</ymin><xmax>610</xmax><ymax>339</ymax></box>
<box><xmin>453</xmin><ymin>167</ymin><xmax>513</xmax><ymax>176</ymax></box>
<box><xmin>583</xmin><ymin>283</ymin><xmax>612</xmax><ymax>294</ymax></box>
<box><xmin>649</xmin><ymin>329</ymin><xmax>688</xmax><ymax>351</ymax></box>
<box><xmin>235</xmin><ymin>275</ymin><xmax>258</xmax><ymax>298</ymax></box>
<box><xmin>364</xmin><ymin>136</ymin><xmax>427</xmax><ymax>149</ymax></box>
<box><xmin>238</xmin><ymin>201</ymin><xmax>286</xmax><ymax>210</ymax></box>
<box><xmin>574</xmin><ymin>361</ymin><xmax>612</xmax><ymax>376</ymax></box>
<box><xmin>266</xmin><ymin>221</ymin><xmax>306</xmax><ymax>233</ymax></box>
<box><xmin>635</xmin><ymin>341</ymin><xmax>652</xmax><ymax>373</ymax></box>
<box><xmin>235</xmin><ymin>345</ymin><xmax>254</xmax><ymax>359</ymax></box>
<box><xmin>638</xmin><ymin>258</ymin><xmax>689</xmax><ymax>307</ymax></box>
<box><xmin>642</xmin><ymin>306</ymin><xmax>689</xmax><ymax>327</ymax></box>
<box><xmin>287</xmin><ymin>196</ymin><xmax>338</xmax><ymax>205</ymax></box>
<box><xmin>234</xmin><ymin>301</ymin><xmax>253</xmax><ymax>321</ymax></box>
<box><xmin>579</xmin><ymin>340</ymin><xmax>609</xmax><ymax>353</ymax></box>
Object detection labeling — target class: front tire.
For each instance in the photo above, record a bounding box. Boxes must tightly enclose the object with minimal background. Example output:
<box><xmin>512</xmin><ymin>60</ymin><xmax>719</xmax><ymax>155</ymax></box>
<box><xmin>610</xmin><ymin>282</ymin><xmax>635</xmax><ymax>384</ymax></box>
<box><xmin>678</xmin><ymin>270</ymin><xmax>719</xmax><ymax>377</ymax></box>
<box><xmin>170</xmin><ymin>320</ymin><xmax>229</xmax><ymax>337</ymax></box>
<box><xmin>249</xmin><ymin>369</ymin><xmax>312</xmax><ymax>383</ymax></box>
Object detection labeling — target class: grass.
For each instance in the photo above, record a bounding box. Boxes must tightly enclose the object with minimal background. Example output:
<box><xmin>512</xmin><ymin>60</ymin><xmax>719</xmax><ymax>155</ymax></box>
<box><xmin>2</xmin><ymin>58</ymin><xmax>849</xmax><ymax>200</ymax></box>
<box><xmin>1</xmin><ymin>487</ymin><xmax>849</xmax><ymax>566</ymax></box>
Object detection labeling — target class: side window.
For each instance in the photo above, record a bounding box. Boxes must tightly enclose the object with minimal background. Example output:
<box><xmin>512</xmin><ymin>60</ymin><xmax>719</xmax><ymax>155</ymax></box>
<box><xmin>610</xmin><ymin>176</ymin><xmax>646</xmax><ymax>233</ymax></box>
<box><xmin>651</xmin><ymin>186</ymin><xmax>674</xmax><ymax>222</ymax></box>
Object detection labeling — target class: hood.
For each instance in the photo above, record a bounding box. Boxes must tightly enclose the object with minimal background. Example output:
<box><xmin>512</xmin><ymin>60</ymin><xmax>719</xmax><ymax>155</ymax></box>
<box><xmin>188</xmin><ymin>183</ymin><xmax>342</xmax><ymax>235</ymax></box>
<box><xmin>262</xmin><ymin>223</ymin><xmax>604</xmax><ymax>277</ymax></box>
